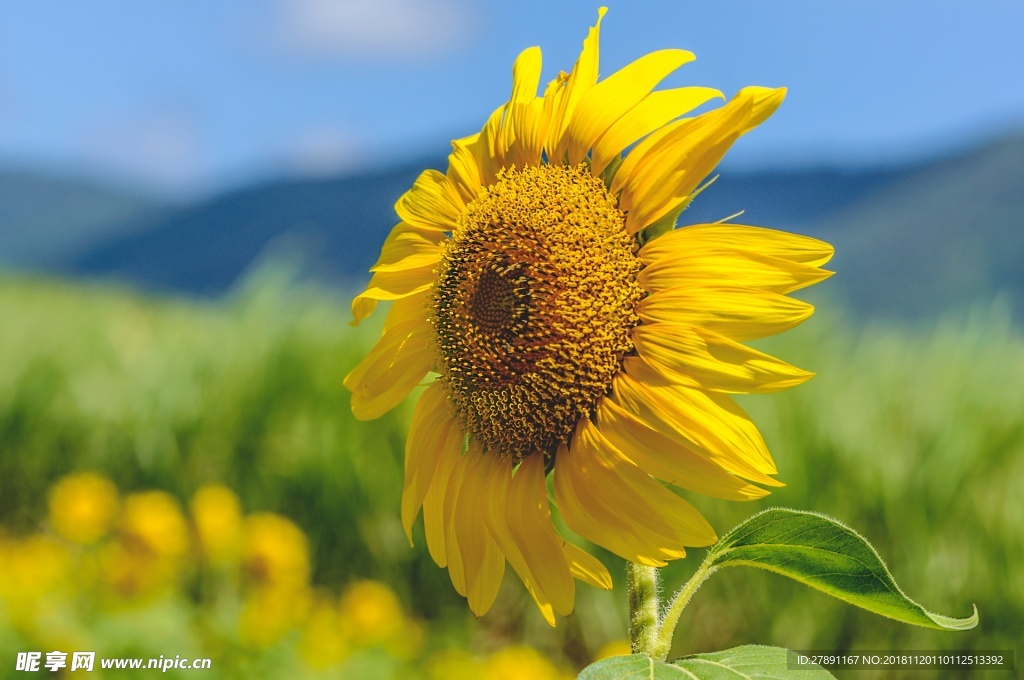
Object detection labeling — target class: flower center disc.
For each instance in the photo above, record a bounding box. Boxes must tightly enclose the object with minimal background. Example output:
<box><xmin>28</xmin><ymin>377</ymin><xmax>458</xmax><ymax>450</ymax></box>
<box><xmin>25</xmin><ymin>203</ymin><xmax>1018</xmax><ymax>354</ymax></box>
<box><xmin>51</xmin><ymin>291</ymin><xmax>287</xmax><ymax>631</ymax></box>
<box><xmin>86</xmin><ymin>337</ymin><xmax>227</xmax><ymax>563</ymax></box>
<box><xmin>433</xmin><ymin>164</ymin><xmax>643</xmax><ymax>459</ymax></box>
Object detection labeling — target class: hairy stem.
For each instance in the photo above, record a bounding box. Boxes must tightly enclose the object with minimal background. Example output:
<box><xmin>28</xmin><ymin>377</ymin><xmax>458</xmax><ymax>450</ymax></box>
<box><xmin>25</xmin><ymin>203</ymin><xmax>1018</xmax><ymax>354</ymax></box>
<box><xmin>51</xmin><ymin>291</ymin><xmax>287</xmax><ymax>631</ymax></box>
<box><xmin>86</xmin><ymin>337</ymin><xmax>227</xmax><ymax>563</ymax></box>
<box><xmin>651</xmin><ymin>555</ymin><xmax>717</xmax><ymax>661</ymax></box>
<box><xmin>626</xmin><ymin>562</ymin><xmax>660</xmax><ymax>656</ymax></box>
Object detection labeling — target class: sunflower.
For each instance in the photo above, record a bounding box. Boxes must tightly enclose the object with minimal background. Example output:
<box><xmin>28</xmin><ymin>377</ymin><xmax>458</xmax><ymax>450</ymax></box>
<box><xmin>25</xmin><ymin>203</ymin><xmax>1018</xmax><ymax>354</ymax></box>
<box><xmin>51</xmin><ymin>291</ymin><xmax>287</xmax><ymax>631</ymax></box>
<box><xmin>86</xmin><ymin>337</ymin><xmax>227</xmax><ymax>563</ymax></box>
<box><xmin>345</xmin><ymin>8</ymin><xmax>833</xmax><ymax>625</ymax></box>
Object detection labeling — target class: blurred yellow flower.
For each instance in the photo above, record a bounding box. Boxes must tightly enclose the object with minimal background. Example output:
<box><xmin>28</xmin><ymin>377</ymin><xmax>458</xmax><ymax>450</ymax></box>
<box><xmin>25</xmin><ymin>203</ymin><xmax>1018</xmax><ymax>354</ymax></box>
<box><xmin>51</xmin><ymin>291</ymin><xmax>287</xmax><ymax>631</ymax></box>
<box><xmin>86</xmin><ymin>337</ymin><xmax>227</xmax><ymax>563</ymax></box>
<box><xmin>239</xmin><ymin>586</ymin><xmax>312</xmax><ymax>649</ymax></box>
<box><xmin>237</xmin><ymin>509</ymin><xmax>318</xmax><ymax>649</ymax></box>
<box><xmin>594</xmin><ymin>639</ymin><xmax>632</xmax><ymax>660</ymax></box>
<box><xmin>0</xmin><ymin>534</ymin><xmax>70</xmax><ymax>608</ymax></box>
<box><xmin>385</xmin><ymin>618</ymin><xmax>424</xmax><ymax>661</ymax></box>
<box><xmin>0</xmin><ymin>476</ymin><xmax>480</xmax><ymax>676</ymax></box>
<box><xmin>346</xmin><ymin>7</ymin><xmax>833</xmax><ymax>624</ymax></box>
<box><xmin>104</xmin><ymin>490</ymin><xmax>190</xmax><ymax>597</ymax></box>
<box><xmin>48</xmin><ymin>471</ymin><xmax>119</xmax><ymax>544</ymax></box>
<box><xmin>191</xmin><ymin>484</ymin><xmax>243</xmax><ymax>564</ymax></box>
<box><xmin>426</xmin><ymin>649</ymin><xmax>484</xmax><ymax>680</ymax></box>
<box><xmin>101</xmin><ymin>543</ymin><xmax>159</xmax><ymax>598</ymax></box>
<box><xmin>339</xmin><ymin>579</ymin><xmax>405</xmax><ymax>646</ymax></box>
<box><xmin>241</xmin><ymin>512</ymin><xmax>309</xmax><ymax>592</ymax></box>
<box><xmin>483</xmin><ymin>646</ymin><xmax>573</xmax><ymax>680</ymax></box>
<box><xmin>218</xmin><ymin>510</ymin><xmax>316</xmax><ymax>649</ymax></box>
<box><xmin>119</xmin><ymin>490</ymin><xmax>190</xmax><ymax>559</ymax></box>
<box><xmin>298</xmin><ymin>593</ymin><xmax>350</xmax><ymax>669</ymax></box>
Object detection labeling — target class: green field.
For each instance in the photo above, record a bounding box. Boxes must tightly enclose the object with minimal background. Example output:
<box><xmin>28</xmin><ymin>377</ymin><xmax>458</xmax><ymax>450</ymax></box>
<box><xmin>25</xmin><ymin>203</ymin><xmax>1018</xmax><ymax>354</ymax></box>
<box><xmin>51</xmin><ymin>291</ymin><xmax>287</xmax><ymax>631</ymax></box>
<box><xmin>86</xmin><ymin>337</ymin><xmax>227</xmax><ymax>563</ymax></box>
<box><xmin>1</xmin><ymin>272</ymin><xmax>1020</xmax><ymax>678</ymax></box>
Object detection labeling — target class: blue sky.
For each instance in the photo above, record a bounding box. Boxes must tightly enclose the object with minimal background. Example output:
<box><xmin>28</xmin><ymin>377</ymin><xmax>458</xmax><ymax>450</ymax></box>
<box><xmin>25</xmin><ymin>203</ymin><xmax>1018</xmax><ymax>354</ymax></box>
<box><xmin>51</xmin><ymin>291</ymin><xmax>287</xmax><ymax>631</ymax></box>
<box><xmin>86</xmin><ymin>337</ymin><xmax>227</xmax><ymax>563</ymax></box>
<box><xmin>1</xmin><ymin>0</ymin><xmax>1021</xmax><ymax>197</ymax></box>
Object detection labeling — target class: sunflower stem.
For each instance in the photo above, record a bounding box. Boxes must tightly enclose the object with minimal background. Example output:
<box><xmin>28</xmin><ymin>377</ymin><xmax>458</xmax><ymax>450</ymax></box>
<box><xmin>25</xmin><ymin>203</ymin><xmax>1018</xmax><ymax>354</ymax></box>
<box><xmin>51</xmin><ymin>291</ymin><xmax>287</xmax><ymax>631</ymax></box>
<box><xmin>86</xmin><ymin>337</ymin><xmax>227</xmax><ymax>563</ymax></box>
<box><xmin>626</xmin><ymin>562</ymin><xmax>660</xmax><ymax>656</ymax></box>
<box><xmin>651</xmin><ymin>554</ymin><xmax>717</xmax><ymax>661</ymax></box>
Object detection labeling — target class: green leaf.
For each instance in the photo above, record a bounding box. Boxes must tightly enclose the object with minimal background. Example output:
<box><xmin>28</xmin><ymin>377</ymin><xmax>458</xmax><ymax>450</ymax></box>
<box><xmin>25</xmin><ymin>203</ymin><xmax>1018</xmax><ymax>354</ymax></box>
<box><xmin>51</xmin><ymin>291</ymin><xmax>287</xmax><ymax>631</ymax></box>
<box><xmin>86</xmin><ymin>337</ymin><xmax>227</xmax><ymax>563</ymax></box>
<box><xmin>706</xmin><ymin>508</ymin><xmax>978</xmax><ymax>630</ymax></box>
<box><xmin>577</xmin><ymin>648</ymin><xmax>835</xmax><ymax>679</ymax></box>
<box><xmin>577</xmin><ymin>654</ymin><xmax>690</xmax><ymax>679</ymax></box>
<box><xmin>674</xmin><ymin>645</ymin><xmax>835</xmax><ymax>679</ymax></box>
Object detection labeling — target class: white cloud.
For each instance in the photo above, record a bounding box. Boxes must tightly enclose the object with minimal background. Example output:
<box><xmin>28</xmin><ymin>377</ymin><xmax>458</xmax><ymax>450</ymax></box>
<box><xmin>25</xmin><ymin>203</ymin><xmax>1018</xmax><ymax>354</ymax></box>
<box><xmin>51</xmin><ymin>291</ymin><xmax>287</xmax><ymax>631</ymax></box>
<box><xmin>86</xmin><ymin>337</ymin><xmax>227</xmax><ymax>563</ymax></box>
<box><xmin>270</xmin><ymin>0</ymin><xmax>472</xmax><ymax>59</ymax></box>
<box><xmin>281</xmin><ymin>124</ymin><xmax>364</xmax><ymax>175</ymax></box>
<box><xmin>76</xmin><ymin>108</ymin><xmax>205</xmax><ymax>195</ymax></box>
<box><xmin>0</xmin><ymin>62</ymin><xmax>15</xmax><ymax>122</ymax></box>
<box><xmin>71</xmin><ymin>109</ymin><xmax>369</xmax><ymax>196</ymax></box>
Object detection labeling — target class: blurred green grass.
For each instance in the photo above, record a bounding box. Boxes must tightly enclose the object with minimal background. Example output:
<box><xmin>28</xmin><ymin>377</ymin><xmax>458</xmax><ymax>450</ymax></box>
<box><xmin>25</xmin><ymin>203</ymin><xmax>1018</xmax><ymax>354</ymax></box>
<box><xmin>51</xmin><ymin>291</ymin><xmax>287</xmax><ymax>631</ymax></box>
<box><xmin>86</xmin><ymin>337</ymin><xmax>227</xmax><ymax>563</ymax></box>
<box><xmin>1</xmin><ymin>271</ymin><xmax>1020</xmax><ymax>675</ymax></box>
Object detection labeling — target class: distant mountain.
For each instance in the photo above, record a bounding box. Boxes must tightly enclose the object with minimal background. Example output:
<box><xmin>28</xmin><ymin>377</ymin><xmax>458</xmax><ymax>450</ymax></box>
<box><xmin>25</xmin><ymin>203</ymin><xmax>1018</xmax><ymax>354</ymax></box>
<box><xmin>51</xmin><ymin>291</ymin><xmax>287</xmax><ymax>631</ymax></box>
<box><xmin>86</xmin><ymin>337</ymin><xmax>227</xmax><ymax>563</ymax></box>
<box><xmin>61</xmin><ymin>155</ymin><xmax>921</xmax><ymax>298</ymax></box>
<box><xmin>820</xmin><ymin>134</ymin><xmax>1024</xmax><ymax>317</ymax></box>
<box><xmin>8</xmin><ymin>131</ymin><xmax>1023</xmax><ymax>319</ymax></box>
<box><xmin>682</xmin><ymin>133</ymin><xmax>1024</xmax><ymax>317</ymax></box>
<box><xmin>63</xmin><ymin>160</ymin><xmax>438</xmax><ymax>297</ymax></box>
<box><xmin>0</xmin><ymin>170</ymin><xmax>163</xmax><ymax>269</ymax></box>
<box><xmin>677</xmin><ymin>163</ymin><xmax>915</xmax><ymax>230</ymax></box>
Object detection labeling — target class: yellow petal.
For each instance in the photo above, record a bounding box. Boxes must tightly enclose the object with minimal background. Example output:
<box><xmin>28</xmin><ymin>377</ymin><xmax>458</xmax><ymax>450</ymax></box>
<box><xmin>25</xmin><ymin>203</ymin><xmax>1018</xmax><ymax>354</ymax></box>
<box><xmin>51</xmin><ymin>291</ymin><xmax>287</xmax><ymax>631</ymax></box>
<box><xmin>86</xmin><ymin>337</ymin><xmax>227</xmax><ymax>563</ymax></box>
<box><xmin>734</xmin><ymin>85</ymin><xmax>787</xmax><ymax>132</ymax></box>
<box><xmin>638</xmin><ymin>247</ymin><xmax>833</xmax><ymax>295</ymax></box>
<box><xmin>381</xmin><ymin>292</ymin><xmax>430</xmax><ymax>333</ymax></box>
<box><xmin>351</xmin><ymin>297</ymin><xmax>379</xmax><ymax>327</ymax></box>
<box><xmin>446</xmin><ymin>133</ymin><xmax>483</xmax><ymax>203</ymax></box>
<box><xmin>506</xmin><ymin>455</ymin><xmax>575</xmax><ymax>616</ymax></box>
<box><xmin>613</xmin><ymin>368</ymin><xmax>781</xmax><ymax>485</ymax></box>
<box><xmin>546</xmin><ymin>7</ymin><xmax>605</xmax><ymax>161</ymax></box>
<box><xmin>477</xmin><ymin>453</ymin><xmax>558</xmax><ymax>626</ymax></box>
<box><xmin>401</xmin><ymin>382</ymin><xmax>458</xmax><ymax>542</ymax></box>
<box><xmin>554</xmin><ymin>420</ymin><xmax>717</xmax><ymax>566</ymax></box>
<box><xmin>350</xmin><ymin>263</ymin><xmax>435</xmax><ymax>326</ymax></box>
<box><xmin>344</xmin><ymin>319</ymin><xmax>433</xmax><ymax>420</ymax></box>
<box><xmin>422</xmin><ymin>424</ymin><xmax>465</xmax><ymax>568</ymax></box>
<box><xmin>639</xmin><ymin>223</ymin><xmax>834</xmax><ymax>268</ymax></box>
<box><xmin>633</xmin><ymin>323</ymin><xmax>814</xmax><ymax>393</ymax></box>
<box><xmin>469</xmin><ymin>105</ymin><xmax>505</xmax><ymax>187</ymax></box>
<box><xmin>591</xmin><ymin>86</ymin><xmax>723</xmax><ymax>176</ymax></box>
<box><xmin>511</xmin><ymin>98</ymin><xmax>546</xmax><ymax>168</ymax></box>
<box><xmin>394</xmin><ymin>169</ymin><xmax>464</xmax><ymax>232</ymax></box>
<box><xmin>597</xmin><ymin>397</ymin><xmax>768</xmax><ymax>501</ymax></box>
<box><xmin>370</xmin><ymin>224</ymin><xmax>444</xmax><ymax>273</ymax></box>
<box><xmin>566</xmin><ymin>49</ymin><xmax>695</xmax><ymax>166</ymax></box>
<box><xmin>561</xmin><ymin>543</ymin><xmax>612</xmax><ymax>590</ymax></box>
<box><xmin>500</xmin><ymin>46</ymin><xmax>543</xmax><ymax>164</ymax></box>
<box><xmin>352</xmin><ymin>287</ymin><xmax>427</xmax><ymax>331</ymax></box>
<box><xmin>623</xmin><ymin>127</ymin><xmax>744</xmax><ymax>232</ymax></box>
<box><xmin>610</xmin><ymin>117</ymin><xmax>686</xmax><ymax>197</ymax></box>
<box><xmin>452</xmin><ymin>449</ymin><xmax>506</xmax><ymax>615</ymax></box>
<box><xmin>636</xmin><ymin>286</ymin><xmax>814</xmax><ymax>341</ymax></box>
<box><xmin>442</xmin><ymin>447</ymin><xmax>470</xmax><ymax>596</ymax></box>
<box><xmin>538</xmin><ymin>71</ymin><xmax>569</xmax><ymax>162</ymax></box>
<box><xmin>509</xmin><ymin>47</ymin><xmax>543</xmax><ymax>109</ymax></box>
<box><xmin>554</xmin><ymin>442</ymin><xmax>671</xmax><ymax>567</ymax></box>
<box><xmin>616</xmin><ymin>87</ymin><xmax>786</xmax><ymax>233</ymax></box>
<box><xmin>611</xmin><ymin>97</ymin><xmax>747</xmax><ymax>208</ymax></box>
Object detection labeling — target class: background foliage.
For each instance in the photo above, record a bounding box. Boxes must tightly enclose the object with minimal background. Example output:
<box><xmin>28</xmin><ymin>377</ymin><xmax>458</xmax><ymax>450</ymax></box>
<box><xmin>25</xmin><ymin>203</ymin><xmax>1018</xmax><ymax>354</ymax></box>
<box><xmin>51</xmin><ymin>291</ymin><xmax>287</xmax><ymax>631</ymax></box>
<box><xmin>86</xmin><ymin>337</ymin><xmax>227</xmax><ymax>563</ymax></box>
<box><xmin>0</xmin><ymin>270</ymin><xmax>1019</xmax><ymax>677</ymax></box>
